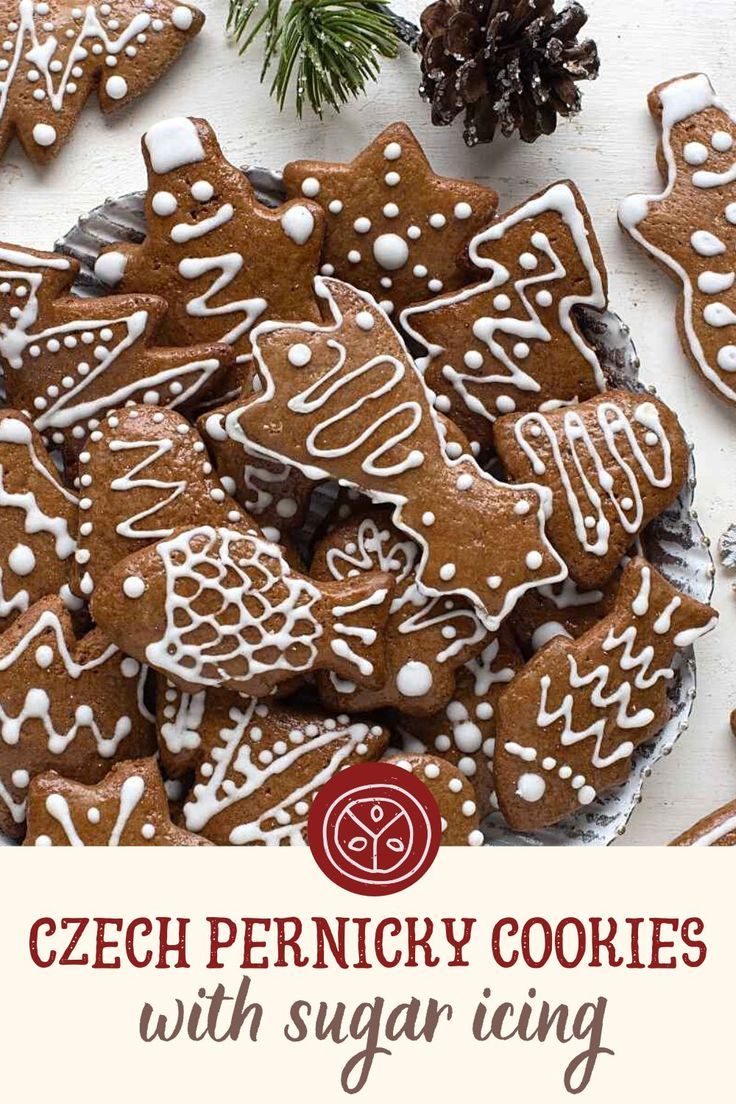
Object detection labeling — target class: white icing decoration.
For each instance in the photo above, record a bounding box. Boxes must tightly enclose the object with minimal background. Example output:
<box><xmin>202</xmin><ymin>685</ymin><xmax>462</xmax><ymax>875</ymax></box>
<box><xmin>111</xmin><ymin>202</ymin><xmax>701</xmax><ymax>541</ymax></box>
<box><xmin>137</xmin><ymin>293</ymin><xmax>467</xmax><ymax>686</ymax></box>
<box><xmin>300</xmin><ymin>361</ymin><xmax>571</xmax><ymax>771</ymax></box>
<box><xmin>32</xmin><ymin>122</ymin><xmax>55</xmax><ymax>146</ymax></box>
<box><xmin>402</xmin><ymin>183</ymin><xmax>606</xmax><ymax>427</ymax></box>
<box><xmin>105</xmin><ymin>74</ymin><xmax>127</xmax><ymax>99</ymax></box>
<box><xmin>373</xmin><ymin>233</ymin><xmax>409</xmax><ymax>271</ymax></box>
<box><xmin>171</xmin><ymin>5</ymin><xmax>194</xmax><ymax>30</ymax></box>
<box><xmin>93</xmin><ymin>249</ymin><xmax>127</xmax><ymax>286</ymax></box>
<box><xmin>395</xmin><ymin>660</ymin><xmax>433</xmax><ymax>697</ymax></box>
<box><xmin>280</xmin><ymin>204</ymin><xmax>315</xmax><ymax>245</ymax></box>
<box><xmin>144</xmin><ymin>117</ymin><xmax>205</xmax><ymax>174</ymax></box>
<box><xmin>516</xmin><ymin>773</ymin><xmax>545</xmax><ymax>802</ymax></box>
<box><xmin>191</xmin><ymin>179</ymin><xmax>214</xmax><ymax>202</ymax></box>
<box><xmin>152</xmin><ymin>190</ymin><xmax>177</xmax><ymax>217</ymax></box>
<box><xmin>691</xmin><ymin>230</ymin><xmax>726</xmax><ymax>256</ymax></box>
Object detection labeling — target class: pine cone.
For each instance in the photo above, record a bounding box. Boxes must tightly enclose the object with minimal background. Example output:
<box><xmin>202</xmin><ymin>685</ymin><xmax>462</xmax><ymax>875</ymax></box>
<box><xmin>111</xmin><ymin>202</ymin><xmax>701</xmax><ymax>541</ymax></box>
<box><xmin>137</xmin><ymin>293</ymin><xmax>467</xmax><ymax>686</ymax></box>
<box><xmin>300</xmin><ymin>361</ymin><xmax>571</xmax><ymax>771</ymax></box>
<box><xmin>418</xmin><ymin>0</ymin><xmax>600</xmax><ymax>145</ymax></box>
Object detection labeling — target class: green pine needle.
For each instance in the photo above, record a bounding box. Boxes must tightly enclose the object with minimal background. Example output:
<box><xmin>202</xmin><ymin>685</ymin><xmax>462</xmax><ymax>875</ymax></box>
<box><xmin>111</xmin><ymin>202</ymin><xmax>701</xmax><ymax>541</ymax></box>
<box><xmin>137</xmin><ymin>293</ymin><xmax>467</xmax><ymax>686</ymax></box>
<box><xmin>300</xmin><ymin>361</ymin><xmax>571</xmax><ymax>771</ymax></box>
<box><xmin>227</xmin><ymin>0</ymin><xmax>400</xmax><ymax>118</ymax></box>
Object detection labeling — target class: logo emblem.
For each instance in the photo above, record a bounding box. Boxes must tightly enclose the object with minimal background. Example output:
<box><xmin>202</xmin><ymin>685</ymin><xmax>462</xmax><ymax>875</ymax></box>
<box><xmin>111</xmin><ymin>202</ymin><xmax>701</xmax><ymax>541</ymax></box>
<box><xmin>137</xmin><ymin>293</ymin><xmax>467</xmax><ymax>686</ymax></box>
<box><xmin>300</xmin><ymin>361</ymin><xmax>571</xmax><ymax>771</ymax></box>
<box><xmin>308</xmin><ymin>762</ymin><xmax>442</xmax><ymax>895</ymax></box>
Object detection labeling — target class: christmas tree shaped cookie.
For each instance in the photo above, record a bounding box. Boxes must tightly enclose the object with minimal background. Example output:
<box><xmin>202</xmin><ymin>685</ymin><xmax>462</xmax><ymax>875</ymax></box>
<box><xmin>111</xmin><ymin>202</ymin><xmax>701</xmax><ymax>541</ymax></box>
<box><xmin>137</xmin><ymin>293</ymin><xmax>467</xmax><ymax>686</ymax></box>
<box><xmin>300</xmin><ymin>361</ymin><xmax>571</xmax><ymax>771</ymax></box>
<box><xmin>283</xmin><ymin>121</ymin><xmax>498</xmax><ymax>316</ymax></box>
<box><xmin>494</xmin><ymin>559</ymin><xmax>717</xmax><ymax>831</ymax></box>
<box><xmin>72</xmin><ymin>404</ymin><xmax>259</xmax><ymax>597</ymax></box>
<box><xmin>0</xmin><ymin>409</ymin><xmax>77</xmax><ymax>628</ymax></box>
<box><xmin>180</xmin><ymin>693</ymin><xmax>388</xmax><ymax>845</ymax></box>
<box><xmin>205</xmin><ymin>277</ymin><xmax>567</xmax><ymax>631</ymax></box>
<box><xmin>494</xmin><ymin>391</ymin><xmax>689</xmax><ymax>588</ymax></box>
<box><xmin>311</xmin><ymin>506</ymin><xmax>489</xmax><ymax>715</ymax></box>
<box><xmin>25</xmin><ymin>757</ymin><xmax>209</xmax><ymax>845</ymax></box>
<box><xmin>0</xmin><ymin>242</ymin><xmax>232</xmax><ymax>456</ymax></box>
<box><xmin>619</xmin><ymin>74</ymin><xmax>736</xmax><ymax>405</ymax></box>
<box><xmin>0</xmin><ymin>594</ymin><xmax>155</xmax><ymax>839</ymax></box>
<box><xmin>94</xmin><ymin>116</ymin><xmax>326</xmax><ymax>358</ymax></box>
<box><xmin>402</xmin><ymin>182</ymin><xmax>607</xmax><ymax>450</ymax></box>
<box><xmin>0</xmin><ymin>0</ymin><xmax>204</xmax><ymax>165</ymax></box>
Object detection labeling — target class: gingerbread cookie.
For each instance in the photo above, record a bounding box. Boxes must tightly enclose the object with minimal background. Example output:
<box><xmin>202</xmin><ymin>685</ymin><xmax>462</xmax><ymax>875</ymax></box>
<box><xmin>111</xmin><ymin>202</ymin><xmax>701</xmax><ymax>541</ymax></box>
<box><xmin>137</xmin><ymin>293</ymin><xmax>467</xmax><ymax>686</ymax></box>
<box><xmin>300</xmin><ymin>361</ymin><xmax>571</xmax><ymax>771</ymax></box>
<box><xmin>0</xmin><ymin>409</ymin><xmax>77</xmax><ymax>627</ymax></box>
<box><xmin>494</xmin><ymin>392</ymin><xmax>688</xmax><ymax>589</ymax></box>
<box><xmin>619</xmin><ymin>74</ymin><xmax>736</xmax><ymax>405</ymax></box>
<box><xmin>401</xmin><ymin>182</ymin><xmax>607</xmax><ymax>450</ymax></box>
<box><xmin>388</xmin><ymin>754</ymin><xmax>483</xmax><ymax>846</ymax></box>
<box><xmin>182</xmin><ymin>696</ymin><xmax>388</xmax><ymax>845</ymax></box>
<box><xmin>94</xmin><ymin>116</ymin><xmax>325</xmax><ymax>358</ymax></box>
<box><xmin>72</xmin><ymin>404</ymin><xmax>257</xmax><ymax>597</ymax></box>
<box><xmin>670</xmin><ymin>798</ymin><xmax>736</xmax><ymax>846</ymax></box>
<box><xmin>91</xmin><ymin>522</ymin><xmax>395</xmax><ymax>696</ymax></box>
<box><xmin>0</xmin><ymin>594</ymin><xmax>154</xmax><ymax>838</ymax></box>
<box><xmin>200</xmin><ymin>395</ymin><xmax>315</xmax><ymax>544</ymax></box>
<box><xmin>24</xmin><ymin>757</ymin><xmax>209</xmax><ymax>846</ymax></box>
<box><xmin>509</xmin><ymin>575</ymin><xmax>620</xmax><ymax>656</ymax></box>
<box><xmin>283</xmin><ymin>122</ymin><xmax>498</xmax><ymax>317</ymax></box>
<box><xmin>395</xmin><ymin>631</ymin><xmax>523</xmax><ymax>817</ymax></box>
<box><xmin>207</xmin><ymin>277</ymin><xmax>567</xmax><ymax>631</ymax></box>
<box><xmin>311</xmin><ymin>507</ymin><xmax>488</xmax><ymax>715</ymax></box>
<box><xmin>0</xmin><ymin>243</ymin><xmax>232</xmax><ymax>457</ymax></box>
<box><xmin>494</xmin><ymin>558</ymin><xmax>717</xmax><ymax>831</ymax></box>
<box><xmin>0</xmin><ymin>0</ymin><xmax>203</xmax><ymax>165</ymax></box>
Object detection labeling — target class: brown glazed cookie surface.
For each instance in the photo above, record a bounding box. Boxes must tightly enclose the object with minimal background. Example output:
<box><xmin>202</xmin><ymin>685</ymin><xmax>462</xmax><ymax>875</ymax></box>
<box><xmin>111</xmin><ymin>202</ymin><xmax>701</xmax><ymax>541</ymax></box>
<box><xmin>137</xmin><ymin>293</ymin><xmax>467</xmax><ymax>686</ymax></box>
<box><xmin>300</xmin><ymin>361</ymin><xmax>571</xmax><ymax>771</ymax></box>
<box><xmin>94</xmin><ymin>117</ymin><xmax>325</xmax><ymax>358</ymax></box>
<box><xmin>494</xmin><ymin>391</ymin><xmax>689</xmax><ymax>589</ymax></box>
<box><xmin>310</xmin><ymin>506</ymin><xmax>489</xmax><ymax>715</ymax></box>
<box><xmin>0</xmin><ymin>409</ymin><xmax>77</xmax><ymax>628</ymax></box>
<box><xmin>183</xmin><ymin>697</ymin><xmax>389</xmax><ymax>845</ymax></box>
<box><xmin>509</xmin><ymin>575</ymin><xmax>621</xmax><ymax>656</ymax></box>
<box><xmin>387</xmin><ymin>753</ymin><xmax>483</xmax><ymax>846</ymax></box>
<box><xmin>25</xmin><ymin>758</ymin><xmax>210</xmax><ymax>846</ymax></box>
<box><xmin>207</xmin><ymin>277</ymin><xmax>567</xmax><ymax>632</ymax></box>
<box><xmin>283</xmin><ymin>122</ymin><xmax>498</xmax><ymax>317</ymax></box>
<box><xmin>670</xmin><ymin>798</ymin><xmax>736</xmax><ymax>847</ymax></box>
<box><xmin>0</xmin><ymin>595</ymin><xmax>154</xmax><ymax>839</ymax></box>
<box><xmin>91</xmin><ymin>522</ymin><xmax>394</xmax><ymax>697</ymax></box>
<box><xmin>619</xmin><ymin>74</ymin><xmax>736</xmax><ymax>406</ymax></box>
<box><xmin>0</xmin><ymin>243</ymin><xmax>232</xmax><ymax>458</ymax></box>
<box><xmin>395</xmin><ymin>630</ymin><xmax>523</xmax><ymax>817</ymax></box>
<box><xmin>401</xmin><ymin>181</ymin><xmax>607</xmax><ymax>450</ymax></box>
<box><xmin>494</xmin><ymin>558</ymin><xmax>717</xmax><ymax>831</ymax></box>
<box><xmin>0</xmin><ymin>0</ymin><xmax>204</xmax><ymax>165</ymax></box>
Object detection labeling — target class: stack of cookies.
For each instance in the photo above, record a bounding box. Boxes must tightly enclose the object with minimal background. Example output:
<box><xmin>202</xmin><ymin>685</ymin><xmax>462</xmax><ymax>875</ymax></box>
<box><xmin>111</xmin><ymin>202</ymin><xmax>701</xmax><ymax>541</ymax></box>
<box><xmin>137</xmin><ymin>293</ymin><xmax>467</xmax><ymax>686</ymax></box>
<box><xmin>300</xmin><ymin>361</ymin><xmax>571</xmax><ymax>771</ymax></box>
<box><xmin>0</xmin><ymin>115</ymin><xmax>718</xmax><ymax>847</ymax></box>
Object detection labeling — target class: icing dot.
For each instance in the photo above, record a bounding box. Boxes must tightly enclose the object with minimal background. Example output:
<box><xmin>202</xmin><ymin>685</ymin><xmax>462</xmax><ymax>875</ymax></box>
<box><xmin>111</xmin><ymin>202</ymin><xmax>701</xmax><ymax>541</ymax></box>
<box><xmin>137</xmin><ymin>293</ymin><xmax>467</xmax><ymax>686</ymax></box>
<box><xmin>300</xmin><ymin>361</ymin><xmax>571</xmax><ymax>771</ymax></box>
<box><xmin>725</xmin><ymin>203</ymin><xmax>736</xmax><ymax>225</ymax></box>
<box><xmin>348</xmin><ymin>250</ymin><xmax>361</xmax><ymax>264</ymax></box>
<box><xmin>32</xmin><ymin>123</ymin><xmax>56</xmax><ymax>146</ymax></box>
<box><xmin>691</xmin><ymin>230</ymin><xmax>726</xmax><ymax>256</ymax></box>
<box><xmin>526</xmin><ymin>550</ymin><xmax>543</xmax><ymax>570</ymax></box>
<box><xmin>407</xmin><ymin>225</ymin><xmax>421</xmax><ymax>240</ymax></box>
<box><xmin>717</xmin><ymin>346</ymin><xmax>736</xmax><ymax>371</ymax></box>
<box><xmin>516</xmin><ymin>772</ymin><xmax>546</xmax><ymax>802</ymax></box>
<box><xmin>712</xmin><ymin>130</ymin><xmax>734</xmax><ymax>152</ymax></box>
<box><xmin>87</xmin><ymin>807</ymin><xmax>101</xmax><ymax>824</ymax></box>
<box><xmin>373</xmin><ymin>233</ymin><xmax>409</xmax><ymax>271</ymax></box>
<box><xmin>35</xmin><ymin>644</ymin><xmax>54</xmax><ymax>669</ymax></box>
<box><xmin>301</xmin><ymin>177</ymin><xmax>320</xmax><ymax>197</ymax></box>
<box><xmin>462</xmin><ymin>800</ymin><xmax>476</xmax><ymax>817</ymax></box>
<box><xmin>355</xmin><ymin>310</ymin><xmax>374</xmax><ymax>331</ymax></box>
<box><xmin>519</xmin><ymin>252</ymin><xmax>538</xmax><ymax>270</ymax></box>
<box><xmin>354</xmin><ymin>216</ymin><xmax>371</xmax><ymax>233</ymax></box>
<box><xmin>123</xmin><ymin>575</ymin><xmax>145</xmax><ymax>599</ymax></box>
<box><xmin>383</xmin><ymin>142</ymin><xmax>402</xmax><ymax>160</ymax></box>
<box><xmin>105</xmin><ymin>75</ymin><xmax>128</xmax><ymax>100</ymax></box>
<box><xmin>141</xmin><ymin>823</ymin><xmax>156</xmax><ymax>839</ymax></box>
<box><xmin>513</xmin><ymin>342</ymin><xmax>530</xmax><ymax>359</ymax></box>
<box><xmin>454</xmin><ymin>202</ymin><xmax>472</xmax><ymax>219</ymax></box>
<box><xmin>683</xmin><ymin>141</ymin><xmax>709</xmax><ymax>165</ymax></box>
<box><xmin>578</xmin><ymin>785</ymin><xmax>597</xmax><ymax>805</ymax></box>
<box><xmin>464</xmin><ymin>350</ymin><xmax>483</xmax><ymax>369</ymax></box>
<box><xmin>395</xmin><ymin>661</ymin><xmax>433</xmax><ymax>697</ymax></box>
<box><xmin>152</xmin><ymin>190</ymin><xmax>177</xmax><ymax>216</ymax></box>
<box><xmin>493</xmin><ymin>293</ymin><xmax>511</xmax><ymax>312</ymax></box>
<box><xmin>429</xmin><ymin>213</ymin><xmax>446</xmax><ymax>229</ymax></box>
<box><xmin>11</xmin><ymin>769</ymin><xmax>29</xmax><ymax>788</ymax></box>
<box><xmin>121</xmin><ymin>657</ymin><xmax>140</xmax><ymax>678</ymax></box>
<box><xmin>422</xmin><ymin>511</ymin><xmax>435</xmax><ymax>525</ymax></box>
<box><xmin>413</xmin><ymin>264</ymin><xmax>428</xmax><ymax>278</ymax></box>
<box><xmin>288</xmin><ymin>343</ymin><xmax>312</xmax><ymax>366</ymax></box>
<box><xmin>514</xmin><ymin>499</ymin><xmax>530</xmax><ymax>515</ymax></box>
<box><xmin>191</xmin><ymin>179</ymin><xmax>214</xmax><ymax>202</ymax></box>
<box><xmin>172</xmin><ymin>5</ymin><xmax>194</xmax><ymax>29</ymax></box>
<box><xmin>4</xmin><ymin>537</ymin><xmax>35</xmax><ymax>579</ymax></box>
<box><xmin>495</xmin><ymin>394</ymin><xmax>516</xmax><ymax>413</ymax></box>
<box><xmin>536</xmin><ymin>289</ymin><xmax>553</xmax><ymax>307</ymax></box>
<box><xmin>280</xmin><ymin>204</ymin><xmax>315</xmax><ymax>245</ymax></box>
<box><xmin>439</xmin><ymin>562</ymin><xmax>456</xmax><ymax>581</ymax></box>
<box><xmin>328</xmin><ymin>199</ymin><xmax>343</xmax><ymax>214</ymax></box>
<box><xmin>383</xmin><ymin>202</ymin><xmax>399</xmax><ymax>218</ymax></box>
<box><xmin>385</xmin><ymin>171</ymin><xmax>400</xmax><ymax>186</ymax></box>
<box><xmin>428</xmin><ymin>279</ymin><xmax>443</xmax><ymax>293</ymax></box>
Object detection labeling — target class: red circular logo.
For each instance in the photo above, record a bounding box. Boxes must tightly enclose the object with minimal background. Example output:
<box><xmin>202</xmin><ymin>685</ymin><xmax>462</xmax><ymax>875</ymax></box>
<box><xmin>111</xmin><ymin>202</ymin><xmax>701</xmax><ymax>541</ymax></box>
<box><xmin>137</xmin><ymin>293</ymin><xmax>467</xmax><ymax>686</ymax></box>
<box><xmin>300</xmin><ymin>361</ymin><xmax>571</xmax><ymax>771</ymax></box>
<box><xmin>308</xmin><ymin>762</ymin><xmax>442</xmax><ymax>895</ymax></box>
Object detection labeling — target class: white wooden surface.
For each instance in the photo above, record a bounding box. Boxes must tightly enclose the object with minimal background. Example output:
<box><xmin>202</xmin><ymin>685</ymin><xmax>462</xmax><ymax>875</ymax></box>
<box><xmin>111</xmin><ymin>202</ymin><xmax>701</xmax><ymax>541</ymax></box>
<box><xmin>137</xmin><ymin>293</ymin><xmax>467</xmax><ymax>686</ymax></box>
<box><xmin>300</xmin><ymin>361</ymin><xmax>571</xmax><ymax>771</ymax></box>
<box><xmin>2</xmin><ymin>0</ymin><xmax>734</xmax><ymax>844</ymax></box>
